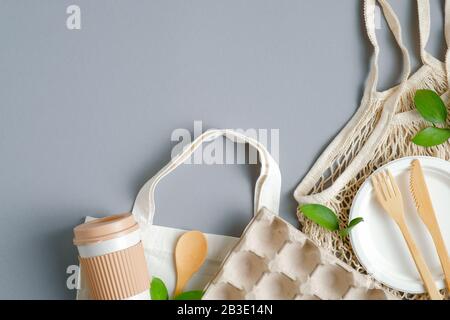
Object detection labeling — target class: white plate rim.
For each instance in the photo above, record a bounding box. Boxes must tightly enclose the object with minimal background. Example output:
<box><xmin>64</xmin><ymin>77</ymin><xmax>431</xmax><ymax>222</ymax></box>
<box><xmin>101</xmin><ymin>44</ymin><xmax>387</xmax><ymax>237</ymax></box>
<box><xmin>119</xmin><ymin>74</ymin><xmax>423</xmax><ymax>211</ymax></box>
<box><xmin>349</xmin><ymin>156</ymin><xmax>449</xmax><ymax>294</ymax></box>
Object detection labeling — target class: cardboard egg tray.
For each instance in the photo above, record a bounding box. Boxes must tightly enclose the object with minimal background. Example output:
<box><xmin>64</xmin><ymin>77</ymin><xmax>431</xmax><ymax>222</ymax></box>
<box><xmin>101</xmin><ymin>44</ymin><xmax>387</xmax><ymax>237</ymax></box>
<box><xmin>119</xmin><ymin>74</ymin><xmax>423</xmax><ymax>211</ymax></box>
<box><xmin>203</xmin><ymin>208</ymin><xmax>395</xmax><ymax>300</ymax></box>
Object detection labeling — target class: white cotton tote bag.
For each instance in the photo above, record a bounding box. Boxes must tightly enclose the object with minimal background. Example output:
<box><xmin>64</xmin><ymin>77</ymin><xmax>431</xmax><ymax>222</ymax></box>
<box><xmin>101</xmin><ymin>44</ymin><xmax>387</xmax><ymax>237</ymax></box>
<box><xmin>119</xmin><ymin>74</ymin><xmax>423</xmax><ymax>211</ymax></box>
<box><xmin>77</xmin><ymin>129</ymin><xmax>281</xmax><ymax>299</ymax></box>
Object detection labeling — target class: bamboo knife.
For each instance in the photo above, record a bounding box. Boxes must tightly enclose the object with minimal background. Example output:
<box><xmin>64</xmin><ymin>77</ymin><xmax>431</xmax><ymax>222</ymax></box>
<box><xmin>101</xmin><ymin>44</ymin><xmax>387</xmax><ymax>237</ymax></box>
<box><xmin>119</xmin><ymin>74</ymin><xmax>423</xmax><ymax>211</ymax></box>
<box><xmin>410</xmin><ymin>159</ymin><xmax>450</xmax><ymax>291</ymax></box>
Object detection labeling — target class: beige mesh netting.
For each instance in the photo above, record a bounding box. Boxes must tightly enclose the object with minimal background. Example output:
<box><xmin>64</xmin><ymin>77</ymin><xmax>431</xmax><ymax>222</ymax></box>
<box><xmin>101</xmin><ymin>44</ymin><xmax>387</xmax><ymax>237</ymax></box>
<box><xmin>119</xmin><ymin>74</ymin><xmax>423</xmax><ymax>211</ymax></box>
<box><xmin>294</xmin><ymin>0</ymin><xmax>449</xmax><ymax>300</ymax></box>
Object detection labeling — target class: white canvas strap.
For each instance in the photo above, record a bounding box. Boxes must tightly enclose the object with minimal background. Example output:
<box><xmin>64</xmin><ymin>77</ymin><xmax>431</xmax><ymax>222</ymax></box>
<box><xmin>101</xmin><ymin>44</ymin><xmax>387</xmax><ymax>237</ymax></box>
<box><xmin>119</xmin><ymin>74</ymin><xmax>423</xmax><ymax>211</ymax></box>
<box><xmin>132</xmin><ymin>129</ymin><xmax>281</xmax><ymax>225</ymax></box>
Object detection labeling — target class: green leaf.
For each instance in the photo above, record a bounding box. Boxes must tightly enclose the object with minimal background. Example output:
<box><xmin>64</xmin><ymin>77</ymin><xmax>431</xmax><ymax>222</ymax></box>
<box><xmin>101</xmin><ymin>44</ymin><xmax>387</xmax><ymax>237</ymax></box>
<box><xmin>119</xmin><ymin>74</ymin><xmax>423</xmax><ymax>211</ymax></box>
<box><xmin>412</xmin><ymin>127</ymin><xmax>450</xmax><ymax>147</ymax></box>
<box><xmin>299</xmin><ymin>204</ymin><xmax>339</xmax><ymax>231</ymax></box>
<box><xmin>339</xmin><ymin>217</ymin><xmax>364</xmax><ymax>237</ymax></box>
<box><xmin>414</xmin><ymin>89</ymin><xmax>448</xmax><ymax>124</ymax></box>
<box><xmin>173</xmin><ymin>290</ymin><xmax>204</xmax><ymax>300</ymax></box>
<box><xmin>150</xmin><ymin>277</ymin><xmax>169</xmax><ymax>300</ymax></box>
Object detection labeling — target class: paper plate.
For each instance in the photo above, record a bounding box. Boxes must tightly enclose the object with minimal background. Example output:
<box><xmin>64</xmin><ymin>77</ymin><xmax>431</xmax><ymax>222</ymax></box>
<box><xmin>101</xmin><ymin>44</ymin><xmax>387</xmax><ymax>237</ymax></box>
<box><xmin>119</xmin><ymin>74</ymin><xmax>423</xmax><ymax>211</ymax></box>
<box><xmin>350</xmin><ymin>156</ymin><xmax>450</xmax><ymax>294</ymax></box>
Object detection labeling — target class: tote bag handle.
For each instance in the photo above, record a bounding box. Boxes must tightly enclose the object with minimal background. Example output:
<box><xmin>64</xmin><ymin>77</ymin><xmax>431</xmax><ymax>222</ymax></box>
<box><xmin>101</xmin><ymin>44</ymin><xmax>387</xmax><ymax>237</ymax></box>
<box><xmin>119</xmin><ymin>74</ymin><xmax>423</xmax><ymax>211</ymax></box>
<box><xmin>132</xmin><ymin>129</ymin><xmax>281</xmax><ymax>226</ymax></box>
<box><xmin>364</xmin><ymin>0</ymin><xmax>411</xmax><ymax>96</ymax></box>
<box><xmin>295</xmin><ymin>0</ymin><xmax>411</xmax><ymax>203</ymax></box>
<box><xmin>417</xmin><ymin>0</ymin><xmax>450</xmax><ymax>82</ymax></box>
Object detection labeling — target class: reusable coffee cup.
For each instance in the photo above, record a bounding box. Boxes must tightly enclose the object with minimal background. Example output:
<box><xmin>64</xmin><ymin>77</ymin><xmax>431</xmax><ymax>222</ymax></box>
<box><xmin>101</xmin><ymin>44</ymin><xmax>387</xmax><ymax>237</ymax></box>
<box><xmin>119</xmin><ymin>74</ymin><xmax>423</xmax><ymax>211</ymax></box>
<box><xmin>73</xmin><ymin>213</ymin><xmax>150</xmax><ymax>300</ymax></box>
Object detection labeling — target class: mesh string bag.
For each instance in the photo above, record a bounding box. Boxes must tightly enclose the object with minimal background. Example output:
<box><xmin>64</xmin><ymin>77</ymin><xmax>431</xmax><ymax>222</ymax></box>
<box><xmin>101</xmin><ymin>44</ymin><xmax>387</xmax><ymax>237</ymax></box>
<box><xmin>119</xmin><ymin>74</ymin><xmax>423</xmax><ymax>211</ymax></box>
<box><xmin>294</xmin><ymin>0</ymin><xmax>449</xmax><ymax>300</ymax></box>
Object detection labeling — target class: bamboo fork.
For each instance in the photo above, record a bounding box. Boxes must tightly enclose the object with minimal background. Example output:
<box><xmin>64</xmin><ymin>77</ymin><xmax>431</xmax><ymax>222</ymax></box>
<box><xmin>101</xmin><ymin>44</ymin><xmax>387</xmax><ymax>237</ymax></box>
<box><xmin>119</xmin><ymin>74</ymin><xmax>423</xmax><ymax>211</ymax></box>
<box><xmin>371</xmin><ymin>170</ymin><xmax>442</xmax><ymax>300</ymax></box>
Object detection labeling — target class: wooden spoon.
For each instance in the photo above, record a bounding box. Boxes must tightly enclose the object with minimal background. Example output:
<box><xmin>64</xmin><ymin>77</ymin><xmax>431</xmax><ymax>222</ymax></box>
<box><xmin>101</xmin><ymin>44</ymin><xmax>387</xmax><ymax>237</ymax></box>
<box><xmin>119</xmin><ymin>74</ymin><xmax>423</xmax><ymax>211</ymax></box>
<box><xmin>174</xmin><ymin>230</ymin><xmax>208</xmax><ymax>297</ymax></box>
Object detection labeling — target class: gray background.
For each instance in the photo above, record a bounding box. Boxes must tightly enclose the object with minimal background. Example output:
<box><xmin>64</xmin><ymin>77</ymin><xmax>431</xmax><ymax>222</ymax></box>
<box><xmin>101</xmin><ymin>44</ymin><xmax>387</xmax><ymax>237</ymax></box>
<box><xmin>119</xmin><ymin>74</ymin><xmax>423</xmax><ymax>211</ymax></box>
<box><xmin>0</xmin><ymin>0</ymin><xmax>446</xmax><ymax>299</ymax></box>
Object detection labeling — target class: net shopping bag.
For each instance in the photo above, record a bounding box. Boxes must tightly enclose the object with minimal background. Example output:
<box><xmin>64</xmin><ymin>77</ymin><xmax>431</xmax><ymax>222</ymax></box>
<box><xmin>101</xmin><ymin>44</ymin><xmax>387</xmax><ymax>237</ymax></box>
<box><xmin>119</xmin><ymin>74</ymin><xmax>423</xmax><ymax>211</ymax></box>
<box><xmin>294</xmin><ymin>0</ymin><xmax>450</xmax><ymax>299</ymax></box>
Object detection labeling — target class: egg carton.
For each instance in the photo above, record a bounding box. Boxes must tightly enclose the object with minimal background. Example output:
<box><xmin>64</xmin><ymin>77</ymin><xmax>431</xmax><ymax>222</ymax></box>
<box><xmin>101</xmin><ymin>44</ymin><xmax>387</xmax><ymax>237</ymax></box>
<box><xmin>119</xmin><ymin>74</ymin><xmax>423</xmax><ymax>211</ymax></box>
<box><xmin>203</xmin><ymin>208</ymin><xmax>396</xmax><ymax>300</ymax></box>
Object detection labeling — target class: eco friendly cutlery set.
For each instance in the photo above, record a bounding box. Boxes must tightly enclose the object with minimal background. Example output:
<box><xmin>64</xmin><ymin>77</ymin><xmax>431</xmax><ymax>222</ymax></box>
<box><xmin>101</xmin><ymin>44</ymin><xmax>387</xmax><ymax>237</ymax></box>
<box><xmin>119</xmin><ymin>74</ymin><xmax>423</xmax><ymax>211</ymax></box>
<box><xmin>372</xmin><ymin>160</ymin><xmax>449</xmax><ymax>300</ymax></box>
